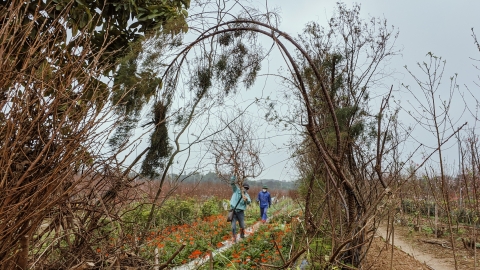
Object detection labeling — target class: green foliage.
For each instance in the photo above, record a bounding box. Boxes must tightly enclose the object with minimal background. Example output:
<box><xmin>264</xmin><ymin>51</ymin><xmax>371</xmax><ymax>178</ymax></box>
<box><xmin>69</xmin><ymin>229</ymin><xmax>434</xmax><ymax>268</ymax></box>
<box><xmin>123</xmin><ymin>197</ymin><xmax>196</xmax><ymax>233</ymax></box>
<box><xmin>297</xmin><ymin>49</ymin><xmax>370</xmax><ymax>158</ymax></box>
<box><xmin>422</xmin><ymin>226</ymin><xmax>434</xmax><ymax>235</ymax></box>
<box><xmin>401</xmin><ymin>199</ymin><xmax>437</xmax><ymax>217</ymax></box>
<box><xmin>159</xmin><ymin>197</ymin><xmax>196</xmax><ymax>226</ymax></box>
<box><xmin>201</xmin><ymin>222</ymin><xmax>294</xmax><ymax>269</ymax></box>
<box><xmin>195</xmin><ymin>67</ymin><xmax>213</xmax><ymax>96</ymax></box>
<box><xmin>455</xmin><ymin>208</ymin><xmax>478</xmax><ymax>224</ymax></box>
<box><xmin>296</xmin><ymin>173</ymin><xmax>326</xmax><ymax>214</ymax></box>
<box><xmin>131</xmin><ymin>213</ymin><xmax>232</xmax><ymax>266</ymax></box>
<box><xmin>7</xmin><ymin>0</ymin><xmax>190</xmax><ymax>70</ymax></box>
<box><xmin>200</xmin><ymin>197</ymin><xmax>221</xmax><ymax>218</ymax></box>
<box><xmin>112</xmin><ymin>60</ymin><xmax>161</xmax><ymax>114</ymax></box>
<box><xmin>294</xmin><ymin>1</ymin><xmax>399</xmax><ymax>152</ymax></box>
<box><xmin>269</xmin><ymin>212</ymin><xmax>291</xmax><ymax>224</ymax></box>
<box><xmin>122</xmin><ymin>203</ymin><xmax>159</xmax><ymax>234</ymax></box>
<box><xmin>309</xmin><ymin>238</ymin><xmax>332</xmax><ymax>258</ymax></box>
<box><xmin>213</xmin><ymin>40</ymin><xmax>262</xmax><ymax>95</ymax></box>
<box><xmin>218</xmin><ymin>33</ymin><xmax>234</xmax><ymax>46</ymax></box>
<box><xmin>140</xmin><ymin>101</ymin><xmax>172</xmax><ymax>177</ymax></box>
<box><xmin>6</xmin><ymin>0</ymin><xmax>190</xmax><ymax>146</ymax></box>
<box><xmin>3</xmin><ymin>0</ymin><xmax>191</xmax><ymax>180</ymax></box>
<box><xmin>401</xmin><ymin>199</ymin><xmax>480</xmax><ymax>225</ymax></box>
<box><xmin>108</xmin><ymin>115</ymin><xmax>139</xmax><ymax>149</ymax></box>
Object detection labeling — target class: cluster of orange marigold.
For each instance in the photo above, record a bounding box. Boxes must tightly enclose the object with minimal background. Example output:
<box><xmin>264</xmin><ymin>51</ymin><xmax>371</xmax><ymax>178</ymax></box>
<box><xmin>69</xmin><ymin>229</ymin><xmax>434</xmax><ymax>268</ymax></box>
<box><xmin>120</xmin><ymin>211</ymin><xmax>294</xmax><ymax>268</ymax></box>
<box><xmin>222</xmin><ymin>222</ymin><xmax>293</xmax><ymax>268</ymax></box>
<box><xmin>139</xmin><ymin>214</ymin><xmax>232</xmax><ymax>262</ymax></box>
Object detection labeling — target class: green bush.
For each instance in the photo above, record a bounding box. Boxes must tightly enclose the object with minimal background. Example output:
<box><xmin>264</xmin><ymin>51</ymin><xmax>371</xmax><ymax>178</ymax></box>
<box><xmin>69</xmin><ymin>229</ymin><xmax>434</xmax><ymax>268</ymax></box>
<box><xmin>269</xmin><ymin>213</ymin><xmax>289</xmax><ymax>224</ymax></box>
<box><xmin>158</xmin><ymin>197</ymin><xmax>196</xmax><ymax>226</ymax></box>
<box><xmin>401</xmin><ymin>199</ymin><xmax>438</xmax><ymax>217</ymax></box>
<box><xmin>454</xmin><ymin>208</ymin><xmax>478</xmax><ymax>224</ymax></box>
<box><xmin>122</xmin><ymin>197</ymin><xmax>196</xmax><ymax>233</ymax></box>
<box><xmin>122</xmin><ymin>203</ymin><xmax>152</xmax><ymax>230</ymax></box>
<box><xmin>422</xmin><ymin>226</ymin><xmax>434</xmax><ymax>234</ymax></box>
<box><xmin>200</xmin><ymin>196</ymin><xmax>221</xmax><ymax>218</ymax></box>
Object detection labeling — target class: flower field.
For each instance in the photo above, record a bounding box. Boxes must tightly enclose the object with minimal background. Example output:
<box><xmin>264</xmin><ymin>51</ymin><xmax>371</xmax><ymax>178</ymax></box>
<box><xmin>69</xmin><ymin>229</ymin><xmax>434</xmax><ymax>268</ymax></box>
<box><xmin>199</xmin><ymin>220</ymin><xmax>296</xmax><ymax>269</ymax></box>
<box><xmin>139</xmin><ymin>214</ymin><xmax>232</xmax><ymax>265</ymax></box>
<box><xmin>103</xmin><ymin>196</ymin><xmax>297</xmax><ymax>269</ymax></box>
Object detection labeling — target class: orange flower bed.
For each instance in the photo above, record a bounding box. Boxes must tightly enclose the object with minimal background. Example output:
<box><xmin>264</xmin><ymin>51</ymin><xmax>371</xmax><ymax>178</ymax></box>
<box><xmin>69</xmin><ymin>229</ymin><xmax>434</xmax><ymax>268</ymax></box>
<box><xmin>124</xmin><ymin>214</ymin><xmax>232</xmax><ymax>266</ymax></box>
<box><xmin>197</xmin><ymin>221</ymin><xmax>295</xmax><ymax>269</ymax></box>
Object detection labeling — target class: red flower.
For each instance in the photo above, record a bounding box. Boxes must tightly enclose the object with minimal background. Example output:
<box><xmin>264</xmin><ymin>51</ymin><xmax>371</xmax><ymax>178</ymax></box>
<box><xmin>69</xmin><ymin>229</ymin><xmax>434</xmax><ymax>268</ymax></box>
<box><xmin>189</xmin><ymin>249</ymin><xmax>203</xmax><ymax>259</ymax></box>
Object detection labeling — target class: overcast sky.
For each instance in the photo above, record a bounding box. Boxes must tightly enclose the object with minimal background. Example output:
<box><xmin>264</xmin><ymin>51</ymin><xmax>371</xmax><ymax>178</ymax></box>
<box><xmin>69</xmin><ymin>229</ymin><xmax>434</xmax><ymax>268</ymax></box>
<box><xmin>152</xmin><ymin>0</ymin><xmax>480</xmax><ymax>182</ymax></box>
<box><xmin>277</xmin><ymin>0</ymin><xmax>480</xmax><ymax>75</ymax></box>
<box><xmin>246</xmin><ymin>0</ymin><xmax>480</xmax><ymax>180</ymax></box>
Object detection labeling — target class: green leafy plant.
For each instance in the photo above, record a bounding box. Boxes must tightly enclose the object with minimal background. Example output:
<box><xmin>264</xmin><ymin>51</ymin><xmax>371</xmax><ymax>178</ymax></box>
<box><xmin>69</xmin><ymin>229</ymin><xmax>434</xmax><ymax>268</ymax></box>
<box><xmin>201</xmin><ymin>197</ymin><xmax>221</xmax><ymax>218</ymax></box>
<box><xmin>158</xmin><ymin>197</ymin><xmax>196</xmax><ymax>226</ymax></box>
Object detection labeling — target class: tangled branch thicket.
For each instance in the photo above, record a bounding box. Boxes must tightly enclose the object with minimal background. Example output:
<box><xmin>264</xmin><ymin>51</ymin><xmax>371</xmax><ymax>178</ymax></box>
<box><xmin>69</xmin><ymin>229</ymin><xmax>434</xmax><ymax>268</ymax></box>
<box><xmin>212</xmin><ymin>112</ymin><xmax>265</xmax><ymax>184</ymax></box>
<box><xmin>0</xmin><ymin>2</ymin><xmax>144</xmax><ymax>269</ymax></box>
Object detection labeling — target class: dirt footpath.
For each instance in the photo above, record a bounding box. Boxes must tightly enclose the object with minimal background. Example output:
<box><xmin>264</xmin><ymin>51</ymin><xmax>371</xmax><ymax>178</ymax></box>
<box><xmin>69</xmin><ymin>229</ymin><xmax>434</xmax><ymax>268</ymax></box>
<box><xmin>375</xmin><ymin>226</ymin><xmax>453</xmax><ymax>270</ymax></box>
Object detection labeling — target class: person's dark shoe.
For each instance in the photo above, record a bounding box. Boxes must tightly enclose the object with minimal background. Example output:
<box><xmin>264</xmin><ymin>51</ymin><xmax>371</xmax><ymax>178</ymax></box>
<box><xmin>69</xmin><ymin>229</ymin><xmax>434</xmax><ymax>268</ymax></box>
<box><xmin>240</xmin><ymin>229</ymin><xmax>245</xmax><ymax>238</ymax></box>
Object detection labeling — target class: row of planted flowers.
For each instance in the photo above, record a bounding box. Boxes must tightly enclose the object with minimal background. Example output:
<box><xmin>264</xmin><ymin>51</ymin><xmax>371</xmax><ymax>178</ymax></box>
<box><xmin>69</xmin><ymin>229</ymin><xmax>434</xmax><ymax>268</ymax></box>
<box><xmin>199</xmin><ymin>215</ymin><xmax>296</xmax><ymax>269</ymax></box>
<box><xmin>134</xmin><ymin>214</ymin><xmax>232</xmax><ymax>266</ymax></box>
<box><xmin>94</xmin><ymin>197</ymin><xmax>296</xmax><ymax>268</ymax></box>
<box><xmin>148</xmin><ymin>199</ymin><xmax>294</xmax><ymax>268</ymax></box>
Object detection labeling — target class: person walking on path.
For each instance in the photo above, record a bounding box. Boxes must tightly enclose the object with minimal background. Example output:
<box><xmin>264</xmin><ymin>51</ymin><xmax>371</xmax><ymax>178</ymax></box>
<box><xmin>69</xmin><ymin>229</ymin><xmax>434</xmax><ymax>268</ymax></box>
<box><xmin>257</xmin><ymin>185</ymin><xmax>271</xmax><ymax>223</ymax></box>
<box><xmin>229</xmin><ymin>175</ymin><xmax>251</xmax><ymax>242</ymax></box>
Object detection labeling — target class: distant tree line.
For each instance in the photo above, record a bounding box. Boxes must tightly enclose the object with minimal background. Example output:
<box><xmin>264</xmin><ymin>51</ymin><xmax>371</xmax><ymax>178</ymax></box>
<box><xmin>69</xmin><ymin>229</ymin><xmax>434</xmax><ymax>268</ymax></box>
<box><xmin>156</xmin><ymin>171</ymin><xmax>297</xmax><ymax>190</ymax></box>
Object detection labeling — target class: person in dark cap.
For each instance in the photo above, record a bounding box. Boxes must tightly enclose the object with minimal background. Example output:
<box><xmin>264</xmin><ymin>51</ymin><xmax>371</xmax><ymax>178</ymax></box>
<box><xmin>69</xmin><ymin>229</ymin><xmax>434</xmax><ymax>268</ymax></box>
<box><xmin>229</xmin><ymin>175</ymin><xmax>251</xmax><ymax>242</ymax></box>
<box><xmin>257</xmin><ymin>184</ymin><xmax>271</xmax><ymax>223</ymax></box>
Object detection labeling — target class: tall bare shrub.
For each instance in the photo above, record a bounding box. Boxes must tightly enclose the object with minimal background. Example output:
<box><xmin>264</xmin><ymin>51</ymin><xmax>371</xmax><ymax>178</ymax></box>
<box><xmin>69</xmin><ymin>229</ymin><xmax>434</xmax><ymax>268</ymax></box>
<box><xmin>0</xmin><ymin>2</ymin><xmax>137</xmax><ymax>268</ymax></box>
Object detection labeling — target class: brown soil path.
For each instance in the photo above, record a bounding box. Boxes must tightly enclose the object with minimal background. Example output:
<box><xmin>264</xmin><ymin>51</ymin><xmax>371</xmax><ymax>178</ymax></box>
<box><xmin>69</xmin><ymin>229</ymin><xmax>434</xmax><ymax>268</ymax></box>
<box><xmin>376</xmin><ymin>226</ymin><xmax>453</xmax><ymax>270</ymax></box>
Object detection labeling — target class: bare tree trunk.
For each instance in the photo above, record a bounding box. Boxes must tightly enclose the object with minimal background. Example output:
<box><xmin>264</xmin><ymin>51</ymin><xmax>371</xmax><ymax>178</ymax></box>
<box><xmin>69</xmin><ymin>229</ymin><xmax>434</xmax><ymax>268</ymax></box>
<box><xmin>474</xmin><ymin>220</ymin><xmax>477</xmax><ymax>270</ymax></box>
<box><xmin>345</xmin><ymin>186</ymin><xmax>360</xmax><ymax>266</ymax></box>
<box><xmin>435</xmin><ymin>203</ymin><xmax>438</xmax><ymax>238</ymax></box>
<box><xmin>390</xmin><ymin>218</ymin><xmax>394</xmax><ymax>270</ymax></box>
<box><xmin>14</xmin><ymin>235</ymin><xmax>29</xmax><ymax>270</ymax></box>
<box><xmin>304</xmin><ymin>173</ymin><xmax>315</xmax><ymax>233</ymax></box>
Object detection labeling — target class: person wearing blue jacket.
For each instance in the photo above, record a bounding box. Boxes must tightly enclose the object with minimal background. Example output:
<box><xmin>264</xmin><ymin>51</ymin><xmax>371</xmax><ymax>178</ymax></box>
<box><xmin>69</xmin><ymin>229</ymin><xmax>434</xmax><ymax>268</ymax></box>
<box><xmin>257</xmin><ymin>185</ymin><xmax>271</xmax><ymax>223</ymax></box>
<box><xmin>229</xmin><ymin>175</ymin><xmax>251</xmax><ymax>242</ymax></box>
